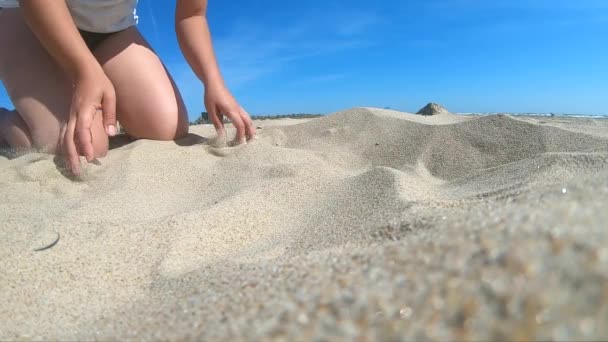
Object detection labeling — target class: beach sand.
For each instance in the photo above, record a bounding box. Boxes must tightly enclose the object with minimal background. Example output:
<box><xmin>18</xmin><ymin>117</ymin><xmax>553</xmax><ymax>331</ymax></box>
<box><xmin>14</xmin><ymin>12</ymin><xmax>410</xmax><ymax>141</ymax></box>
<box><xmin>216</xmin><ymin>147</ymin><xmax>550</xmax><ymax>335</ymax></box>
<box><xmin>1</xmin><ymin>107</ymin><xmax>607</xmax><ymax>340</ymax></box>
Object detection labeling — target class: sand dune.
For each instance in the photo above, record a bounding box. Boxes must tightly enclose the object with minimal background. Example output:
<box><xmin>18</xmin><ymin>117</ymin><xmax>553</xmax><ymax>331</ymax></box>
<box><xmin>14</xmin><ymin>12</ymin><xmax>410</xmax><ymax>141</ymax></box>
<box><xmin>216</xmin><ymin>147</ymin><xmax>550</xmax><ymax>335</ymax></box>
<box><xmin>1</xmin><ymin>108</ymin><xmax>607</xmax><ymax>340</ymax></box>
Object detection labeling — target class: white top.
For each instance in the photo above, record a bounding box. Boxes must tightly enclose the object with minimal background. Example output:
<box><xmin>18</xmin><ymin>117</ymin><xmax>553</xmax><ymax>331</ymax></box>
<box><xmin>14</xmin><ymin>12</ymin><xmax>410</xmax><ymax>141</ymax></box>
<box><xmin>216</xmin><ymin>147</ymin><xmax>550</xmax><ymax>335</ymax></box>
<box><xmin>0</xmin><ymin>0</ymin><xmax>138</xmax><ymax>33</ymax></box>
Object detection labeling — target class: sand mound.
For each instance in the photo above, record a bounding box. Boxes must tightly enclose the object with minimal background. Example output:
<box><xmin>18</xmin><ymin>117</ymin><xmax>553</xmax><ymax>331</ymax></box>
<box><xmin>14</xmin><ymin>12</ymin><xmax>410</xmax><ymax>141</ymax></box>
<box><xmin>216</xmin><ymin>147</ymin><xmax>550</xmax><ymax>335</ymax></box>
<box><xmin>1</xmin><ymin>108</ymin><xmax>607</xmax><ymax>340</ymax></box>
<box><xmin>416</xmin><ymin>102</ymin><xmax>451</xmax><ymax>116</ymax></box>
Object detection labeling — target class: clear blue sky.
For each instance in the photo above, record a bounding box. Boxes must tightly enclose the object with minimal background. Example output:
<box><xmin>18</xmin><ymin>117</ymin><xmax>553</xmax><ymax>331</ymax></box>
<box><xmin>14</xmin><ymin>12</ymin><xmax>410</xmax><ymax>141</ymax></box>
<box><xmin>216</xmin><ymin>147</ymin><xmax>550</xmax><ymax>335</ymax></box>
<box><xmin>1</xmin><ymin>0</ymin><xmax>607</xmax><ymax>119</ymax></box>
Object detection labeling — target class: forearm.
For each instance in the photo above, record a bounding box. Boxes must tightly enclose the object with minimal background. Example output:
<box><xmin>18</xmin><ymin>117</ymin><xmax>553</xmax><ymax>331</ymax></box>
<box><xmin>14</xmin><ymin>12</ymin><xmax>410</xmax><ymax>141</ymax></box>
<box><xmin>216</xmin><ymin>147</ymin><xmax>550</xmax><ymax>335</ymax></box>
<box><xmin>175</xmin><ymin>0</ymin><xmax>224</xmax><ymax>88</ymax></box>
<box><xmin>20</xmin><ymin>0</ymin><xmax>99</xmax><ymax>81</ymax></box>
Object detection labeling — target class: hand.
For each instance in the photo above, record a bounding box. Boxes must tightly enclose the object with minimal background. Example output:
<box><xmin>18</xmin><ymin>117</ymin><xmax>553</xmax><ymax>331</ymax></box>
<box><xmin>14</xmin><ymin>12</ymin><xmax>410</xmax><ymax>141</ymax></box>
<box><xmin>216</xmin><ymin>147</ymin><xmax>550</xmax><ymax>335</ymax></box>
<box><xmin>61</xmin><ymin>67</ymin><xmax>116</xmax><ymax>176</ymax></box>
<box><xmin>204</xmin><ymin>84</ymin><xmax>255</xmax><ymax>145</ymax></box>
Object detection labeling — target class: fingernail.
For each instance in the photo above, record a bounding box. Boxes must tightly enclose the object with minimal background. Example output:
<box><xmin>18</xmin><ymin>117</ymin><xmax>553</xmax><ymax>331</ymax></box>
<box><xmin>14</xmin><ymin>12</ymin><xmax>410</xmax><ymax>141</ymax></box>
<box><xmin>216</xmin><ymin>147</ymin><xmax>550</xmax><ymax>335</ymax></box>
<box><xmin>107</xmin><ymin>125</ymin><xmax>116</xmax><ymax>136</ymax></box>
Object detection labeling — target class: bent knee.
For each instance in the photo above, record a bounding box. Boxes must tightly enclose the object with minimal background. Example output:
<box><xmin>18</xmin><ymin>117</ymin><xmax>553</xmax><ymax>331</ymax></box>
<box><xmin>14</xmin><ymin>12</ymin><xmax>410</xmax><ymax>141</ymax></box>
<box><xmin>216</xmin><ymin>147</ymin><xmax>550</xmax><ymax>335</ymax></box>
<box><xmin>174</xmin><ymin>119</ymin><xmax>189</xmax><ymax>139</ymax></box>
<box><xmin>126</xmin><ymin>121</ymin><xmax>188</xmax><ymax>141</ymax></box>
<box><xmin>121</xmin><ymin>109</ymin><xmax>188</xmax><ymax>141</ymax></box>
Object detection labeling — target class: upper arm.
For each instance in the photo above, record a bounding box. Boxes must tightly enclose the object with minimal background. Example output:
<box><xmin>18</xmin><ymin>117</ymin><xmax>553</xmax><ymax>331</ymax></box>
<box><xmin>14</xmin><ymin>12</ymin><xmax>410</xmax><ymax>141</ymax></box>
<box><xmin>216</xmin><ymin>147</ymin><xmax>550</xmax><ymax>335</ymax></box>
<box><xmin>176</xmin><ymin>0</ymin><xmax>208</xmax><ymax>20</ymax></box>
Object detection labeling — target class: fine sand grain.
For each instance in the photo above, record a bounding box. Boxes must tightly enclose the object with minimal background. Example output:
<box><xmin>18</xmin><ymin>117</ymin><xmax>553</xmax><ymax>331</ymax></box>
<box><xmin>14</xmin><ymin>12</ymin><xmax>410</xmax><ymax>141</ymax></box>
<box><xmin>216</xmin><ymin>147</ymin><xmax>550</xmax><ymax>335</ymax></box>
<box><xmin>1</xmin><ymin>108</ymin><xmax>607</xmax><ymax>340</ymax></box>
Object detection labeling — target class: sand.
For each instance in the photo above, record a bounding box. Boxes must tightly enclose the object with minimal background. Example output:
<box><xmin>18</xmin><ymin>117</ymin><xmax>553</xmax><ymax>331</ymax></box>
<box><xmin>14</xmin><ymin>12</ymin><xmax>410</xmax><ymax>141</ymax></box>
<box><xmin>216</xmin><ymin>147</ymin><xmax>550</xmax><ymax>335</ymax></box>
<box><xmin>1</xmin><ymin>107</ymin><xmax>607</xmax><ymax>341</ymax></box>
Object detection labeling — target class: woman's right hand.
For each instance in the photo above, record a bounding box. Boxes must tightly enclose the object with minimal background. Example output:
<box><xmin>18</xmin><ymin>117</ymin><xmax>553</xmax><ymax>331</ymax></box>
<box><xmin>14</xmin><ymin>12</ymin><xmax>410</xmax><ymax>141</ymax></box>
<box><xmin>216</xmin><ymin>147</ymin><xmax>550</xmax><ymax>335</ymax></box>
<box><xmin>61</xmin><ymin>66</ymin><xmax>117</xmax><ymax>176</ymax></box>
<box><xmin>19</xmin><ymin>1</ymin><xmax>117</xmax><ymax>176</ymax></box>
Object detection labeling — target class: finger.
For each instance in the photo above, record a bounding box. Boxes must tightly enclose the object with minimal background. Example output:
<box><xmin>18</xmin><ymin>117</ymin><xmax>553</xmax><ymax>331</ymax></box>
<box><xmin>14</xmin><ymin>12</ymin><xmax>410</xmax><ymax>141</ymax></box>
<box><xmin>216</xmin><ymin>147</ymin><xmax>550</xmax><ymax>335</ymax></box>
<box><xmin>240</xmin><ymin>108</ymin><xmax>256</xmax><ymax>140</ymax></box>
<box><xmin>102</xmin><ymin>88</ymin><xmax>117</xmax><ymax>136</ymax></box>
<box><xmin>58</xmin><ymin>124</ymin><xmax>67</xmax><ymax>151</ymax></box>
<box><xmin>208</xmin><ymin>106</ymin><xmax>225</xmax><ymax>136</ymax></box>
<box><xmin>76</xmin><ymin>104</ymin><xmax>96</xmax><ymax>162</ymax></box>
<box><xmin>64</xmin><ymin>115</ymin><xmax>81</xmax><ymax>176</ymax></box>
<box><xmin>229</xmin><ymin>109</ymin><xmax>247</xmax><ymax>144</ymax></box>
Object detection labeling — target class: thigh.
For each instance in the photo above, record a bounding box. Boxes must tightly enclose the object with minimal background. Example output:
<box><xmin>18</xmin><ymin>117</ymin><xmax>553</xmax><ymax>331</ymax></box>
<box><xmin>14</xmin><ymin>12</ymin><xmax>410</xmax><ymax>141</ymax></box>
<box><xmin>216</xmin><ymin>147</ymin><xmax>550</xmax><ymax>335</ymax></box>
<box><xmin>0</xmin><ymin>8</ymin><xmax>107</xmax><ymax>155</ymax></box>
<box><xmin>94</xmin><ymin>27</ymin><xmax>189</xmax><ymax>140</ymax></box>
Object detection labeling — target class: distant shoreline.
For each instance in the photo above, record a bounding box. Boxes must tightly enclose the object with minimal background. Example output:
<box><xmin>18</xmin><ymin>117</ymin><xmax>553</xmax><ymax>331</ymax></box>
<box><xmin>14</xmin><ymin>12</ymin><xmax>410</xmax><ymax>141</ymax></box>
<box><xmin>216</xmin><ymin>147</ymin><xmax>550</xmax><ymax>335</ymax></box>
<box><xmin>189</xmin><ymin>111</ymin><xmax>608</xmax><ymax>126</ymax></box>
<box><xmin>250</xmin><ymin>114</ymin><xmax>324</xmax><ymax>120</ymax></box>
<box><xmin>456</xmin><ymin>112</ymin><xmax>608</xmax><ymax>119</ymax></box>
<box><xmin>255</xmin><ymin>112</ymin><xmax>608</xmax><ymax>119</ymax></box>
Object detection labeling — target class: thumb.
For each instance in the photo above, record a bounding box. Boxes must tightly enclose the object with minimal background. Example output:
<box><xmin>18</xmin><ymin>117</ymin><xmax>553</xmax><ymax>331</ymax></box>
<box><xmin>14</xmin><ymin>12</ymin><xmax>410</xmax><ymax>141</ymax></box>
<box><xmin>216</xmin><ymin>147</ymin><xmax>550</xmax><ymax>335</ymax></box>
<box><xmin>102</xmin><ymin>89</ymin><xmax>117</xmax><ymax>136</ymax></box>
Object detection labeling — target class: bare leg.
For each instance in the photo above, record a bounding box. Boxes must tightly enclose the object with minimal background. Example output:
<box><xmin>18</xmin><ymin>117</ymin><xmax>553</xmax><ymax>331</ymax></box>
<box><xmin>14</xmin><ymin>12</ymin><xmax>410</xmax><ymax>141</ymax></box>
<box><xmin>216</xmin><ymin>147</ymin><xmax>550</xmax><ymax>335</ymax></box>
<box><xmin>0</xmin><ymin>8</ymin><xmax>108</xmax><ymax>156</ymax></box>
<box><xmin>94</xmin><ymin>27</ymin><xmax>189</xmax><ymax>140</ymax></box>
<box><xmin>0</xmin><ymin>9</ymin><xmax>187</xmax><ymax>155</ymax></box>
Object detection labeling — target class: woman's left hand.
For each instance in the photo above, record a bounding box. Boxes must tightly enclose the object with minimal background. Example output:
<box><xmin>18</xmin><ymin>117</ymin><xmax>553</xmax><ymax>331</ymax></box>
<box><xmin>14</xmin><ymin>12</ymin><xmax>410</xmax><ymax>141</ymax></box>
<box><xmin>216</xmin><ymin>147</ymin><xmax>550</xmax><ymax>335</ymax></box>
<box><xmin>204</xmin><ymin>84</ymin><xmax>255</xmax><ymax>144</ymax></box>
